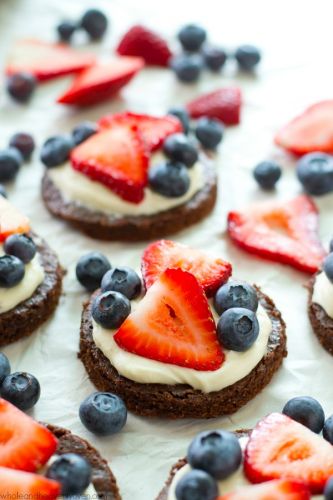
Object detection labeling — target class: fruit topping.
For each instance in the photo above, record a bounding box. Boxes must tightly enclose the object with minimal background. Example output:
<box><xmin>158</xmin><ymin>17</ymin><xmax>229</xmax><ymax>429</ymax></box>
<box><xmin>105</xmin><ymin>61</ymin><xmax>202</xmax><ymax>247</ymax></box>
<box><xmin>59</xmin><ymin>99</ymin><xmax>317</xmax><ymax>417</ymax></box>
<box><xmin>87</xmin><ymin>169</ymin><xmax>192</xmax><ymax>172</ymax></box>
<box><xmin>217</xmin><ymin>307</ymin><xmax>259</xmax><ymax>351</ymax></box>
<box><xmin>214</xmin><ymin>280</ymin><xmax>258</xmax><ymax>315</ymax></box>
<box><xmin>46</xmin><ymin>453</ymin><xmax>91</xmax><ymax>496</ymax></box>
<box><xmin>218</xmin><ymin>479</ymin><xmax>311</xmax><ymax>499</ymax></box>
<box><xmin>57</xmin><ymin>21</ymin><xmax>77</xmax><ymax>43</ymax></box>
<box><xmin>4</xmin><ymin>234</ymin><xmax>36</xmax><ymax>264</ymax></box>
<box><xmin>253</xmin><ymin>161</ymin><xmax>282</xmax><ymax>190</ymax></box>
<box><xmin>163</xmin><ymin>133</ymin><xmax>198</xmax><ymax>167</ymax></box>
<box><xmin>297</xmin><ymin>152</ymin><xmax>333</xmax><ymax>196</ymax></box>
<box><xmin>92</xmin><ymin>291</ymin><xmax>131</xmax><ymax>329</ymax></box>
<box><xmin>167</xmin><ymin>107</ymin><xmax>190</xmax><ymax>135</ymax></box>
<box><xmin>175</xmin><ymin>469</ymin><xmax>218</xmax><ymax>500</ymax></box>
<box><xmin>148</xmin><ymin>161</ymin><xmax>190</xmax><ymax>198</ymax></box>
<box><xmin>101</xmin><ymin>267</ymin><xmax>142</xmax><ymax>300</ymax></box>
<box><xmin>0</xmin><ymin>197</ymin><xmax>30</xmax><ymax>241</ymax></box>
<box><xmin>79</xmin><ymin>392</ymin><xmax>127</xmax><ymax>436</ymax></box>
<box><xmin>282</xmin><ymin>396</ymin><xmax>325</xmax><ymax>433</ymax></box>
<box><xmin>235</xmin><ymin>45</ymin><xmax>261</xmax><ymax>71</ymax></box>
<box><xmin>9</xmin><ymin>133</ymin><xmax>35</xmax><ymax>160</ymax></box>
<box><xmin>0</xmin><ymin>467</ymin><xmax>60</xmax><ymax>500</ymax></box>
<box><xmin>40</xmin><ymin>135</ymin><xmax>74</xmax><ymax>168</ymax></box>
<box><xmin>72</xmin><ymin>121</ymin><xmax>98</xmax><ymax>146</ymax></box>
<box><xmin>80</xmin><ymin>8</ymin><xmax>108</xmax><ymax>40</ymax></box>
<box><xmin>0</xmin><ymin>256</ymin><xmax>25</xmax><ymax>288</ymax></box>
<box><xmin>187</xmin><ymin>88</ymin><xmax>242</xmax><ymax>125</ymax></box>
<box><xmin>177</xmin><ymin>24</ymin><xmax>207</xmax><ymax>52</ymax></box>
<box><xmin>76</xmin><ymin>252</ymin><xmax>111</xmax><ymax>292</ymax></box>
<box><xmin>170</xmin><ymin>53</ymin><xmax>204</xmax><ymax>83</ymax></box>
<box><xmin>0</xmin><ymin>148</ymin><xmax>23</xmax><ymax>182</ymax></box>
<box><xmin>1</xmin><ymin>372</ymin><xmax>40</xmax><ymax>411</ymax></box>
<box><xmin>6</xmin><ymin>73</ymin><xmax>37</xmax><ymax>103</ymax></box>
<box><xmin>195</xmin><ymin>117</ymin><xmax>224</xmax><ymax>150</ymax></box>
<box><xmin>202</xmin><ymin>45</ymin><xmax>227</xmax><ymax>72</ymax></box>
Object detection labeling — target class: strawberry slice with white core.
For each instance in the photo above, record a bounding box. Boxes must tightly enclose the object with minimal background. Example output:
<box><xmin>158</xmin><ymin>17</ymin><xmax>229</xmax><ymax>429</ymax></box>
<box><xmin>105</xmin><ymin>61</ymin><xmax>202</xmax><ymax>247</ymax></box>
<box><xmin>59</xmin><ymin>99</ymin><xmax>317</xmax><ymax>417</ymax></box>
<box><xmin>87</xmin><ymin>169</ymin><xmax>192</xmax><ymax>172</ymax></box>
<box><xmin>218</xmin><ymin>479</ymin><xmax>311</xmax><ymax>499</ymax></box>
<box><xmin>141</xmin><ymin>239</ymin><xmax>232</xmax><ymax>296</ymax></box>
<box><xmin>0</xmin><ymin>467</ymin><xmax>60</xmax><ymax>500</ymax></box>
<box><xmin>0</xmin><ymin>196</ymin><xmax>30</xmax><ymax>242</ymax></box>
<box><xmin>114</xmin><ymin>268</ymin><xmax>223</xmax><ymax>371</ymax></box>
<box><xmin>244</xmin><ymin>412</ymin><xmax>333</xmax><ymax>494</ymax></box>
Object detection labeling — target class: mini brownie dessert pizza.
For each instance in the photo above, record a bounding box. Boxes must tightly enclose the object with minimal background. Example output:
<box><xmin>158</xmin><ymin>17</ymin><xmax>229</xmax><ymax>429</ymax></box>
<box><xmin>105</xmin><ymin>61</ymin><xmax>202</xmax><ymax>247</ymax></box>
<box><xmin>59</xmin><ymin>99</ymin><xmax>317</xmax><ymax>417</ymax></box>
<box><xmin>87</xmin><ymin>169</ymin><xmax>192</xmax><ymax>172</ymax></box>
<box><xmin>79</xmin><ymin>239</ymin><xmax>287</xmax><ymax>419</ymax></box>
<box><xmin>0</xmin><ymin>196</ymin><xmax>62</xmax><ymax>346</ymax></box>
<box><xmin>0</xmin><ymin>398</ymin><xmax>120</xmax><ymax>499</ymax></box>
<box><xmin>41</xmin><ymin>112</ymin><xmax>217</xmax><ymax>241</ymax></box>
<box><xmin>158</xmin><ymin>396</ymin><xmax>333</xmax><ymax>499</ymax></box>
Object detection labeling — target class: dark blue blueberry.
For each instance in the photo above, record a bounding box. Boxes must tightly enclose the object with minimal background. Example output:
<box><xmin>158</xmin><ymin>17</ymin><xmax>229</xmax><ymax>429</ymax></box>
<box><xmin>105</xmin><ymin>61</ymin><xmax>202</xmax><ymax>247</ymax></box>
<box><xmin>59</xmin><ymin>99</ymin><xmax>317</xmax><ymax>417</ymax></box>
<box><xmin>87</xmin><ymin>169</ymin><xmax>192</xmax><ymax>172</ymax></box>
<box><xmin>170</xmin><ymin>54</ymin><xmax>203</xmax><ymax>83</ymax></box>
<box><xmin>254</xmin><ymin>161</ymin><xmax>282</xmax><ymax>190</ymax></box>
<box><xmin>0</xmin><ymin>255</ymin><xmax>25</xmax><ymax>288</ymax></box>
<box><xmin>178</xmin><ymin>24</ymin><xmax>207</xmax><ymax>52</ymax></box>
<box><xmin>282</xmin><ymin>396</ymin><xmax>325</xmax><ymax>433</ymax></box>
<box><xmin>323</xmin><ymin>253</ymin><xmax>333</xmax><ymax>284</ymax></box>
<box><xmin>195</xmin><ymin>118</ymin><xmax>224</xmax><ymax>150</ymax></box>
<box><xmin>188</xmin><ymin>430</ymin><xmax>242</xmax><ymax>480</ymax></box>
<box><xmin>101</xmin><ymin>266</ymin><xmax>141</xmax><ymax>300</ymax></box>
<box><xmin>214</xmin><ymin>280</ymin><xmax>258</xmax><ymax>315</ymax></box>
<box><xmin>235</xmin><ymin>45</ymin><xmax>261</xmax><ymax>71</ymax></box>
<box><xmin>76</xmin><ymin>252</ymin><xmax>111</xmax><ymax>291</ymax></box>
<box><xmin>72</xmin><ymin>121</ymin><xmax>98</xmax><ymax>145</ymax></box>
<box><xmin>80</xmin><ymin>9</ymin><xmax>108</xmax><ymax>40</ymax></box>
<box><xmin>1</xmin><ymin>372</ymin><xmax>40</xmax><ymax>410</ymax></box>
<box><xmin>0</xmin><ymin>185</ymin><xmax>7</xmax><ymax>198</ymax></box>
<box><xmin>323</xmin><ymin>415</ymin><xmax>333</xmax><ymax>444</ymax></box>
<box><xmin>57</xmin><ymin>20</ymin><xmax>77</xmax><ymax>42</ymax></box>
<box><xmin>92</xmin><ymin>291</ymin><xmax>131</xmax><ymax>329</ymax></box>
<box><xmin>202</xmin><ymin>45</ymin><xmax>227</xmax><ymax>71</ymax></box>
<box><xmin>163</xmin><ymin>133</ymin><xmax>198</xmax><ymax>167</ymax></box>
<box><xmin>0</xmin><ymin>148</ymin><xmax>23</xmax><ymax>182</ymax></box>
<box><xmin>217</xmin><ymin>307</ymin><xmax>259</xmax><ymax>351</ymax></box>
<box><xmin>46</xmin><ymin>453</ymin><xmax>91</xmax><ymax>496</ymax></box>
<box><xmin>6</xmin><ymin>72</ymin><xmax>37</xmax><ymax>103</ymax></box>
<box><xmin>40</xmin><ymin>135</ymin><xmax>74</xmax><ymax>168</ymax></box>
<box><xmin>324</xmin><ymin>477</ymin><xmax>333</xmax><ymax>500</ymax></box>
<box><xmin>297</xmin><ymin>152</ymin><xmax>333</xmax><ymax>196</ymax></box>
<box><xmin>0</xmin><ymin>353</ymin><xmax>10</xmax><ymax>384</ymax></box>
<box><xmin>148</xmin><ymin>161</ymin><xmax>190</xmax><ymax>198</ymax></box>
<box><xmin>168</xmin><ymin>107</ymin><xmax>190</xmax><ymax>135</ymax></box>
<box><xmin>9</xmin><ymin>133</ymin><xmax>35</xmax><ymax>161</ymax></box>
<box><xmin>4</xmin><ymin>234</ymin><xmax>36</xmax><ymax>264</ymax></box>
<box><xmin>175</xmin><ymin>469</ymin><xmax>218</xmax><ymax>500</ymax></box>
<box><xmin>79</xmin><ymin>392</ymin><xmax>127</xmax><ymax>436</ymax></box>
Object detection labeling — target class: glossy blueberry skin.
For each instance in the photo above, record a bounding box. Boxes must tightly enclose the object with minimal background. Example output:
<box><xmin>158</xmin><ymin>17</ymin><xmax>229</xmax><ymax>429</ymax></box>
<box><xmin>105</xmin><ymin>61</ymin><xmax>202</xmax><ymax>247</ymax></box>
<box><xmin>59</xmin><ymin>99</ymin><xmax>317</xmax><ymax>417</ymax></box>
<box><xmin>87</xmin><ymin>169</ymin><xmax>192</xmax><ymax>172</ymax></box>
<box><xmin>0</xmin><ymin>148</ymin><xmax>23</xmax><ymax>182</ymax></box>
<box><xmin>324</xmin><ymin>477</ymin><xmax>333</xmax><ymax>500</ymax></box>
<box><xmin>254</xmin><ymin>161</ymin><xmax>282</xmax><ymax>190</ymax></box>
<box><xmin>323</xmin><ymin>415</ymin><xmax>333</xmax><ymax>444</ymax></box>
<box><xmin>79</xmin><ymin>392</ymin><xmax>127</xmax><ymax>436</ymax></box>
<box><xmin>0</xmin><ymin>353</ymin><xmax>11</xmax><ymax>384</ymax></box>
<box><xmin>235</xmin><ymin>45</ymin><xmax>261</xmax><ymax>71</ymax></box>
<box><xmin>217</xmin><ymin>307</ymin><xmax>259</xmax><ymax>351</ymax></box>
<box><xmin>76</xmin><ymin>252</ymin><xmax>111</xmax><ymax>291</ymax></box>
<box><xmin>72</xmin><ymin>121</ymin><xmax>98</xmax><ymax>145</ymax></box>
<box><xmin>4</xmin><ymin>234</ymin><xmax>36</xmax><ymax>264</ymax></box>
<box><xmin>282</xmin><ymin>396</ymin><xmax>325</xmax><ymax>433</ymax></box>
<box><xmin>57</xmin><ymin>20</ymin><xmax>77</xmax><ymax>42</ymax></box>
<box><xmin>46</xmin><ymin>453</ymin><xmax>91</xmax><ymax>496</ymax></box>
<box><xmin>9</xmin><ymin>133</ymin><xmax>35</xmax><ymax>160</ymax></box>
<box><xmin>175</xmin><ymin>469</ymin><xmax>218</xmax><ymax>500</ymax></box>
<box><xmin>297</xmin><ymin>152</ymin><xmax>333</xmax><ymax>196</ymax></box>
<box><xmin>1</xmin><ymin>372</ymin><xmax>40</xmax><ymax>410</ymax></box>
<box><xmin>195</xmin><ymin>118</ymin><xmax>224</xmax><ymax>150</ymax></box>
<box><xmin>163</xmin><ymin>133</ymin><xmax>198</xmax><ymax>168</ymax></box>
<box><xmin>101</xmin><ymin>266</ymin><xmax>142</xmax><ymax>300</ymax></box>
<box><xmin>168</xmin><ymin>107</ymin><xmax>190</xmax><ymax>135</ymax></box>
<box><xmin>178</xmin><ymin>24</ymin><xmax>207</xmax><ymax>52</ymax></box>
<box><xmin>149</xmin><ymin>161</ymin><xmax>190</xmax><ymax>198</ymax></box>
<box><xmin>40</xmin><ymin>135</ymin><xmax>74</xmax><ymax>168</ymax></box>
<box><xmin>6</xmin><ymin>72</ymin><xmax>37</xmax><ymax>103</ymax></box>
<box><xmin>214</xmin><ymin>280</ymin><xmax>258</xmax><ymax>315</ymax></box>
<box><xmin>202</xmin><ymin>45</ymin><xmax>227</xmax><ymax>71</ymax></box>
<box><xmin>170</xmin><ymin>54</ymin><xmax>203</xmax><ymax>83</ymax></box>
<box><xmin>323</xmin><ymin>253</ymin><xmax>333</xmax><ymax>284</ymax></box>
<box><xmin>0</xmin><ymin>255</ymin><xmax>25</xmax><ymax>288</ymax></box>
<box><xmin>80</xmin><ymin>9</ymin><xmax>108</xmax><ymax>40</ymax></box>
<box><xmin>92</xmin><ymin>291</ymin><xmax>131</xmax><ymax>329</ymax></box>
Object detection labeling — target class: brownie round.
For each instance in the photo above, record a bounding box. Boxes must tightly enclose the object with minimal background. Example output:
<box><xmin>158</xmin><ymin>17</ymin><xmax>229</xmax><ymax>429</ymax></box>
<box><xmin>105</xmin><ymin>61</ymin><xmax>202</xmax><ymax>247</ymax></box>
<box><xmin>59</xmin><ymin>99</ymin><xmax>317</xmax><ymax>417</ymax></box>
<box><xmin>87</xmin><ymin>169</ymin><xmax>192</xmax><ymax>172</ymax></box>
<box><xmin>79</xmin><ymin>287</ymin><xmax>287</xmax><ymax>419</ymax></box>
<box><xmin>308</xmin><ymin>276</ymin><xmax>333</xmax><ymax>355</ymax></box>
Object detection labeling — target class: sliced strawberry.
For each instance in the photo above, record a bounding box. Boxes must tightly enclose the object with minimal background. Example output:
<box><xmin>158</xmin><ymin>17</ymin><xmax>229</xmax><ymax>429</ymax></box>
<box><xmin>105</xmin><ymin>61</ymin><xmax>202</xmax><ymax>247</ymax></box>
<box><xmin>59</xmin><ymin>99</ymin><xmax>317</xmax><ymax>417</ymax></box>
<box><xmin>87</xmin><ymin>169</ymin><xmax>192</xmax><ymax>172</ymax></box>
<box><xmin>0</xmin><ymin>398</ymin><xmax>57</xmax><ymax>472</ymax></box>
<box><xmin>227</xmin><ymin>195</ymin><xmax>326</xmax><ymax>274</ymax></box>
<box><xmin>219</xmin><ymin>479</ymin><xmax>311</xmax><ymax>499</ymax></box>
<box><xmin>141</xmin><ymin>239</ymin><xmax>232</xmax><ymax>296</ymax></box>
<box><xmin>57</xmin><ymin>57</ymin><xmax>144</xmax><ymax>106</ymax></box>
<box><xmin>186</xmin><ymin>88</ymin><xmax>242</xmax><ymax>125</ymax></box>
<box><xmin>0</xmin><ymin>196</ymin><xmax>30</xmax><ymax>242</ymax></box>
<box><xmin>0</xmin><ymin>467</ymin><xmax>60</xmax><ymax>500</ymax></box>
<box><xmin>275</xmin><ymin>101</ymin><xmax>333</xmax><ymax>155</ymax></box>
<box><xmin>99</xmin><ymin>112</ymin><xmax>183</xmax><ymax>152</ymax></box>
<box><xmin>6</xmin><ymin>39</ymin><xmax>95</xmax><ymax>81</ymax></box>
<box><xmin>244</xmin><ymin>412</ymin><xmax>333</xmax><ymax>494</ymax></box>
<box><xmin>114</xmin><ymin>268</ymin><xmax>223</xmax><ymax>371</ymax></box>
<box><xmin>71</xmin><ymin>122</ymin><xmax>149</xmax><ymax>203</ymax></box>
<box><xmin>117</xmin><ymin>24</ymin><xmax>173</xmax><ymax>67</ymax></box>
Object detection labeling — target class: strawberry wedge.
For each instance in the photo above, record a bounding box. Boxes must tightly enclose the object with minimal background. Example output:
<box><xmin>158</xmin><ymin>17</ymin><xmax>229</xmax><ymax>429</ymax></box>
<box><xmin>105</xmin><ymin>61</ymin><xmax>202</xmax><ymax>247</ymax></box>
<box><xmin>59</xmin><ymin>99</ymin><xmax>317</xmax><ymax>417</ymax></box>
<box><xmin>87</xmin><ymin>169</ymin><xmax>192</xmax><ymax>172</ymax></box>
<box><xmin>219</xmin><ymin>479</ymin><xmax>311</xmax><ymax>499</ymax></box>
<box><xmin>0</xmin><ymin>196</ymin><xmax>30</xmax><ymax>242</ymax></box>
<box><xmin>0</xmin><ymin>467</ymin><xmax>60</xmax><ymax>500</ymax></box>
<box><xmin>186</xmin><ymin>88</ymin><xmax>242</xmax><ymax>125</ymax></box>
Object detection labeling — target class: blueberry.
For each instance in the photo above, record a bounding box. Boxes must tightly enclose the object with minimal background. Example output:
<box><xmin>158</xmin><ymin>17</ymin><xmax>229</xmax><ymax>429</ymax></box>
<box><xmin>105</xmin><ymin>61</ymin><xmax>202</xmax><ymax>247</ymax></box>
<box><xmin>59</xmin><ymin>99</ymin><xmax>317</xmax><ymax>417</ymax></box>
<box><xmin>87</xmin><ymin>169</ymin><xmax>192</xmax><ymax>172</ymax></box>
<box><xmin>297</xmin><ymin>152</ymin><xmax>333</xmax><ymax>196</ymax></box>
<box><xmin>214</xmin><ymin>280</ymin><xmax>258</xmax><ymax>315</ymax></box>
<box><xmin>170</xmin><ymin>54</ymin><xmax>203</xmax><ymax>83</ymax></box>
<box><xmin>149</xmin><ymin>161</ymin><xmax>190</xmax><ymax>198</ymax></box>
<box><xmin>9</xmin><ymin>133</ymin><xmax>35</xmax><ymax>161</ymax></box>
<box><xmin>6</xmin><ymin>73</ymin><xmax>37</xmax><ymax>103</ymax></box>
<box><xmin>163</xmin><ymin>133</ymin><xmax>198</xmax><ymax>167</ymax></box>
<box><xmin>92</xmin><ymin>291</ymin><xmax>131</xmax><ymax>329</ymax></box>
<box><xmin>1</xmin><ymin>372</ymin><xmax>40</xmax><ymax>410</ymax></box>
<box><xmin>178</xmin><ymin>24</ymin><xmax>207</xmax><ymax>52</ymax></box>
<box><xmin>80</xmin><ymin>9</ymin><xmax>108</xmax><ymax>40</ymax></box>
<box><xmin>175</xmin><ymin>469</ymin><xmax>218</xmax><ymax>500</ymax></box>
<box><xmin>323</xmin><ymin>253</ymin><xmax>333</xmax><ymax>283</ymax></box>
<box><xmin>0</xmin><ymin>255</ymin><xmax>25</xmax><ymax>288</ymax></box>
<box><xmin>57</xmin><ymin>20</ymin><xmax>77</xmax><ymax>42</ymax></box>
<box><xmin>235</xmin><ymin>45</ymin><xmax>261</xmax><ymax>71</ymax></box>
<box><xmin>46</xmin><ymin>453</ymin><xmax>91</xmax><ymax>496</ymax></box>
<box><xmin>188</xmin><ymin>430</ymin><xmax>242</xmax><ymax>480</ymax></box>
<box><xmin>0</xmin><ymin>148</ymin><xmax>23</xmax><ymax>182</ymax></box>
<box><xmin>217</xmin><ymin>307</ymin><xmax>259</xmax><ymax>351</ymax></box>
<box><xmin>253</xmin><ymin>161</ymin><xmax>282</xmax><ymax>190</ymax></box>
<box><xmin>0</xmin><ymin>185</ymin><xmax>7</xmax><ymax>198</ymax></box>
<box><xmin>282</xmin><ymin>396</ymin><xmax>325</xmax><ymax>433</ymax></box>
<box><xmin>4</xmin><ymin>234</ymin><xmax>36</xmax><ymax>264</ymax></box>
<box><xmin>79</xmin><ymin>392</ymin><xmax>127</xmax><ymax>436</ymax></box>
<box><xmin>0</xmin><ymin>353</ymin><xmax>10</xmax><ymax>384</ymax></box>
<box><xmin>101</xmin><ymin>267</ymin><xmax>142</xmax><ymax>300</ymax></box>
<box><xmin>72</xmin><ymin>121</ymin><xmax>98</xmax><ymax>145</ymax></box>
<box><xmin>202</xmin><ymin>45</ymin><xmax>227</xmax><ymax>72</ymax></box>
<box><xmin>195</xmin><ymin>118</ymin><xmax>224</xmax><ymax>150</ymax></box>
<box><xmin>323</xmin><ymin>415</ymin><xmax>333</xmax><ymax>444</ymax></box>
<box><xmin>76</xmin><ymin>252</ymin><xmax>111</xmax><ymax>291</ymax></box>
<box><xmin>168</xmin><ymin>107</ymin><xmax>190</xmax><ymax>135</ymax></box>
<box><xmin>324</xmin><ymin>477</ymin><xmax>333</xmax><ymax>500</ymax></box>
<box><xmin>40</xmin><ymin>135</ymin><xmax>74</xmax><ymax>168</ymax></box>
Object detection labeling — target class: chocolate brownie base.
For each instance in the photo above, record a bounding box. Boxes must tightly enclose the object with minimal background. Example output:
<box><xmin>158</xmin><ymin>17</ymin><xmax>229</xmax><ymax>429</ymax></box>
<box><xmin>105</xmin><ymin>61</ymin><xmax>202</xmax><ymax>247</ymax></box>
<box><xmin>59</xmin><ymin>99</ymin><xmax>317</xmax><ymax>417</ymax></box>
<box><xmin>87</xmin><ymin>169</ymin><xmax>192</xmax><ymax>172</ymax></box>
<box><xmin>79</xmin><ymin>287</ymin><xmax>287</xmax><ymax>419</ymax></box>
<box><xmin>41</xmin><ymin>161</ymin><xmax>217</xmax><ymax>241</ymax></box>
<box><xmin>46</xmin><ymin>423</ymin><xmax>120</xmax><ymax>499</ymax></box>
<box><xmin>308</xmin><ymin>276</ymin><xmax>333</xmax><ymax>354</ymax></box>
<box><xmin>0</xmin><ymin>233</ymin><xmax>63</xmax><ymax>347</ymax></box>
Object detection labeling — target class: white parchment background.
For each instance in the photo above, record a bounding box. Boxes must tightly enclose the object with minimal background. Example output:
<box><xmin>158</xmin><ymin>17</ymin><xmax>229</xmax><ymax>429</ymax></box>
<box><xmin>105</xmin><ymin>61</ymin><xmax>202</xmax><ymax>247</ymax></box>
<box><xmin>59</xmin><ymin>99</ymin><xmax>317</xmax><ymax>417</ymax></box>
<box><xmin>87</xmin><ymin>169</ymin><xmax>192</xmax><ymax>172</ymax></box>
<box><xmin>0</xmin><ymin>0</ymin><xmax>333</xmax><ymax>497</ymax></box>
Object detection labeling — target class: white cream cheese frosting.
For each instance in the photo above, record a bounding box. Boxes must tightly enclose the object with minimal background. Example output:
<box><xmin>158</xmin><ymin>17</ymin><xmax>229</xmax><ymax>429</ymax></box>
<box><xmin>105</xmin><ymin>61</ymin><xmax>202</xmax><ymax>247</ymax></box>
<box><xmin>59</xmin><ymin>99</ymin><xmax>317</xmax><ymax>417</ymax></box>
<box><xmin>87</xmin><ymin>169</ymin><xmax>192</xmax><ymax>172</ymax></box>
<box><xmin>312</xmin><ymin>271</ymin><xmax>333</xmax><ymax>319</ymax></box>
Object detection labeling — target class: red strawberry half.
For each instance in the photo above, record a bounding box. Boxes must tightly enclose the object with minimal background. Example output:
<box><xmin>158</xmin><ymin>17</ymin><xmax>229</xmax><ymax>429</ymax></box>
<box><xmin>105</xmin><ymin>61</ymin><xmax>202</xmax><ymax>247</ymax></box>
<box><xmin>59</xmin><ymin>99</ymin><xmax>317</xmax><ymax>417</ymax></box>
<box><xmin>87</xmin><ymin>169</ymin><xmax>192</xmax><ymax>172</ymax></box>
<box><xmin>0</xmin><ymin>467</ymin><xmax>60</xmax><ymax>500</ymax></box>
<box><xmin>71</xmin><ymin>122</ymin><xmax>149</xmax><ymax>203</ymax></box>
<box><xmin>244</xmin><ymin>412</ymin><xmax>333</xmax><ymax>494</ymax></box>
<box><xmin>0</xmin><ymin>196</ymin><xmax>30</xmax><ymax>242</ymax></box>
<box><xmin>6</xmin><ymin>39</ymin><xmax>95</xmax><ymax>81</ymax></box>
<box><xmin>186</xmin><ymin>88</ymin><xmax>242</xmax><ymax>125</ymax></box>
<box><xmin>141</xmin><ymin>239</ymin><xmax>232</xmax><ymax>296</ymax></box>
<box><xmin>57</xmin><ymin>57</ymin><xmax>144</xmax><ymax>106</ymax></box>
<box><xmin>117</xmin><ymin>24</ymin><xmax>173</xmax><ymax>67</ymax></box>
<box><xmin>0</xmin><ymin>398</ymin><xmax>57</xmax><ymax>472</ymax></box>
<box><xmin>219</xmin><ymin>479</ymin><xmax>310</xmax><ymax>499</ymax></box>
<box><xmin>99</xmin><ymin>112</ymin><xmax>183</xmax><ymax>152</ymax></box>
<box><xmin>227</xmin><ymin>195</ymin><xmax>326</xmax><ymax>274</ymax></box>
<box><xmin>275</xmin><ymin>100</ymin><xmax>333</xmax><ymax>155</ymax></box>
<box><xmin>114</xmin><ymin>268</ymin><xmax>224</xmax><ymax>371</ymax></box>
